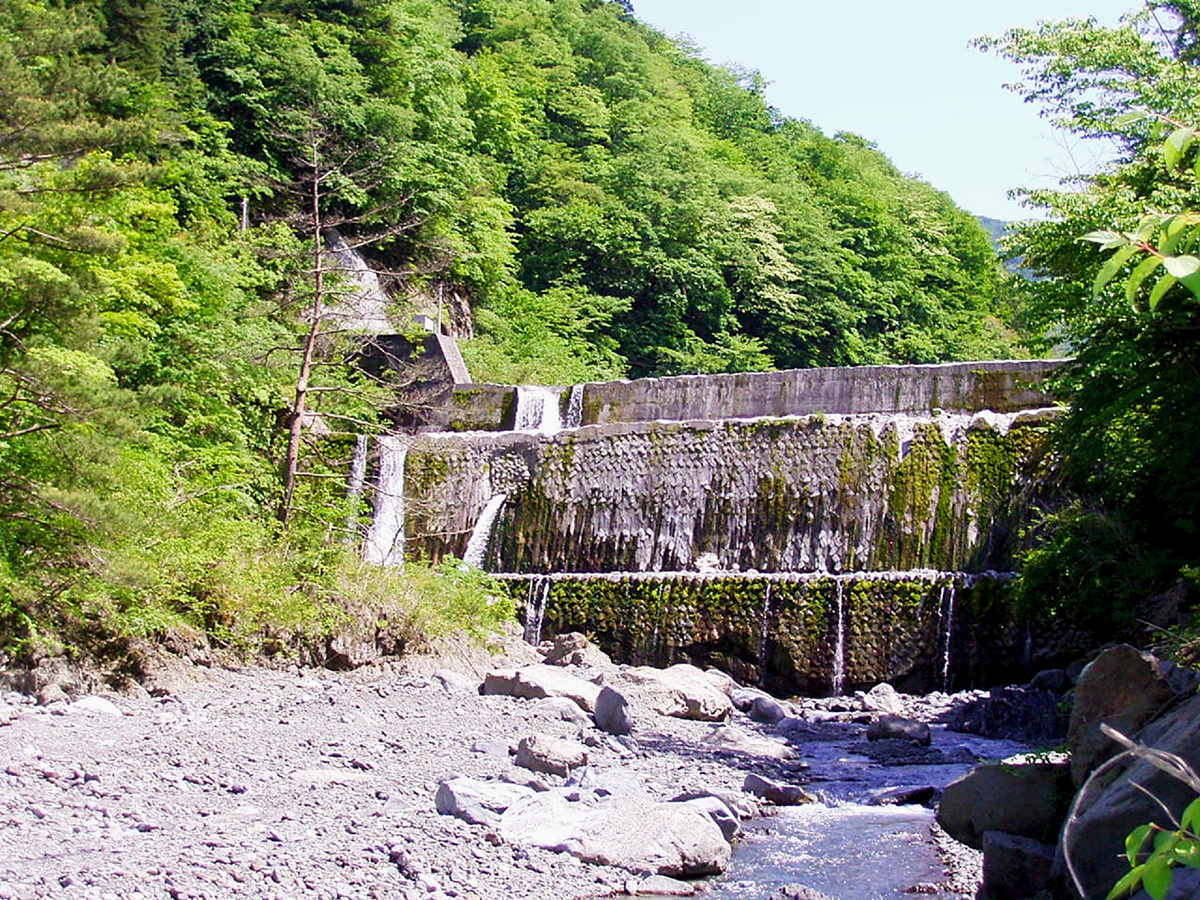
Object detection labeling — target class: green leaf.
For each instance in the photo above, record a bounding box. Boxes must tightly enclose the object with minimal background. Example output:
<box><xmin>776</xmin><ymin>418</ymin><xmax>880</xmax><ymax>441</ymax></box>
<box><xmin>1164</xmin><ymin>255</ymin><xmax>1200</xmax><ymax>278</ymax></box>
<box><xmin>1129</xmin><ymin>824</ymin><xmax>1155</xmax><ymax>865</ymax></box>
<box><xmin>1143</xmin><ymin>855</ymin><xmax>1173</xmax><ymax>900</ymax></box>
<box><xmin>1165</xmin><ymin>126</ymin><xmax>1196</xmax><ymax>170</ymax></box>
<box><xmin>1150</xmin><ymin>273</ymin><xmax>1179</xmax><ymax>310</ymax></box>
<box><xmin>1181</xmin><ymin>797</ymin><xmax>1200</xmax><ymax>832</ymax></box>
<box><xmin>1083</xmin><ymin>229</ymin><xmax>1130</xmax><ymax>250</ymax></box>
<box><xmin>1107</xmin><ymin>863</ymin><xmax>1146</xmax><ymax>900</ymax></box>
<box><xmin>1127</xmin><ymin>255</ymin><xmax>1165</xmax><ymax>303</ymax></box>
<box><xmin>1115</xmin><ymin>110</ymin><xmax>1154</xmax><ymax>128</ymax></box>
<box><xmin>1093</xmin><ymin>244</ymin><xmax>1140</xmax><ymax>296</ymax></box>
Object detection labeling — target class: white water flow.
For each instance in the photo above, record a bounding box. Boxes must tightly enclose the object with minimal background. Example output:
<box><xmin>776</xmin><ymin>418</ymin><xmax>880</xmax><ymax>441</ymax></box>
<box><xmin>831</xmin><ymin>579</ymin><xmax>847</xmax><ymax>696</ymax></box>
<box><xmin>363</xmin><ymin>436</ymin><xmax>408</xmax><ymax>566</ymax></box>
<box><xmin>523</xmin><ymin>577</ymin><xmax>552</xmax><ymax>644</ymax></box>
<box><xmin>756</xmin><ymin>583</ymin><xmax>775</xmax><ymax>684</ymax></box>
<box><xmin>514</xmin><ymin>386</ymin><xmax>563</xmax><ymax>434</ymax></box>
<box><xmin>564</xmin><ymin>383</ymin><xmax>584</xmax><ymax>429</ymax></box>
<box><xmin>940</xmin><ymin>582</ymin><xmax>957</xmax><ymax>691</ymax></box>
<box><xmin>462</xmin><ymin>494</ymin><xmax>507</xmax><ymax>570</ymax></box>
<box><xmin>343</xmin><ymin>434</ymin><xmax>370</xmax><ymax>545</ymax></box>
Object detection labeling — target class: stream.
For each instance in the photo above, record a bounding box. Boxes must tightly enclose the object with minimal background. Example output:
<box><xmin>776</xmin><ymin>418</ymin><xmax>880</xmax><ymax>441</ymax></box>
<box><xmin>665</xmin><ymin>720</ymin><xmax>1026</xmax><ymax>900</ymax></box>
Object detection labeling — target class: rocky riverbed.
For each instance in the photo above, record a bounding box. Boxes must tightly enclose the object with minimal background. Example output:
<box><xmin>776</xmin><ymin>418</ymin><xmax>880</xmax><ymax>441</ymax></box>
<box><xmin>0</xmin><ymin>632</ymin><xmax>1022</xmax><ymax>900</ymax></box>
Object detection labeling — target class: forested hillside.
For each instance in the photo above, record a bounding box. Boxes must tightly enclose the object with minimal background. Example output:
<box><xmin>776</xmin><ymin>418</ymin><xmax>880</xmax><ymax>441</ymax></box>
<box><xmin>0</xmin><ymin>0</ymin><xmax>1022</xmax><ymax>668</ymax></box>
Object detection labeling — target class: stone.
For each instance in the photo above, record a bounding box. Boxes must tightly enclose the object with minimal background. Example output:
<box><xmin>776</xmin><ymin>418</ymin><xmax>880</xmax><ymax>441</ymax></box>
<box><xmin>1059</xmin><ymin>691</ymin><xmax>1200</xmax><ymax>899</ymax></box>
<box><xmin>541</xmin><ymin>632</ymin><xmax>612</xmax><ymax>669</ymax></box>
<box><xmin>866</xmin><ymin>714</ymin><xmax>930</xmax><ymax>745</ymax></box>
<box><xmin>864</xmin><ymin>785</ymin><xmax>937</xmax><ymax>807</ymax></box>
<box><xmin>742</xmin><ymin>773</ymin><xmax>814</xmax><ymax>806</ymax></box>
<box><xmin>860</xmin><ymin>683</ymin><xmax>902</xmax><ymax>714</ymax></box>
<box><xmin>609</xmin><ymin>664</ymin><xmax>732</xmax><ymax>722</ymax></box>
<box><xmin>593</xmin><ymin>686</ymin><xmax>633</xmax><ymax>736</ymax></box>
<box><xmin>627</xmin><ymin>874</ymin><xmax>696</xmax><ymax>895</ymax></box>
<box><xmin>770</xmin><ymin>886</ymin><xmax>837</xmax><ymax>900</ymax></box>
<box><xmin>529</xmin><ymin>697</ymin><xmax>591</xmax><ymax>727</ymax></box>
<box><xmin>729</xmin><ymin>686</ymin><xmax>771</xmax><ymax>712</ymax></box>
<box><xmin>432</xmin><ymin>669</ymin><xmax>477</xmax><ymax>693</ymax></box>
<box><xmin>481</xmin><ymin>665</ymin><xmax>602</xmax><ymax>712</ymax></box>
<box><xmin>670</xmin><ymin>795</ymin><xmax>740</xmax><ymax>841</ymax></box>
<box><xmin>936</xmin><ymin>760</ymin><xmax>1072</xmax><ymax>850</ymax></box>
<box><xmin>671</xmin><ymin>789</ymin><xmax>757</xmax><ymax>820</ymax></box>
<box><xmin>748</xmin><ymin>695</ymin><xmax>789</xmax><ymax>725</ymax></box>
<box><xmin>980</xmin><ymin>831</ymin><xmax>1054</xmax><ymax>900</ymax></box>
<box><xmin>1068</xmin><ymin>644</ymin><xmax>1188</xmax><ymax>786</ymax></box>
<box><xmin>1028</xmin><ymin>668</ymin><xmax>1072</xmax><ymax>694</ymax></box>
<box><xmin>498</xmin><ymin>793</ymin><xmax>730</xmax><ymax>876</ymax></box>
<box><xmin>514</xmin><ymin>735</ymin><xmax>588</xmax><ymax>777</ymax></box>
<box><xmin>702</xmin><ymin>725</ymin><xmax>796</xmax><ymax>760</ymax></box>
<box><xmin>69</xmin><ymin>696</ymin><xmax>123</xmax><ymax>717</ymax></box>
<box><xmin>434</xmin><ymin>777</ymin><xmax>536</xmax><ymax>828</ymax></box>
<box><xmin>947</xmin><ymin>686</ymin><xmax>1068</xmax><ymax>746</ymax></box>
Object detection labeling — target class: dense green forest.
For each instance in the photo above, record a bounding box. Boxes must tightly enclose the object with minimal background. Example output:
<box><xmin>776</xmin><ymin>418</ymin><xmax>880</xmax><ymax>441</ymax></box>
<box><xmin>0</xmin><ymin>0</ymin><xmax>1028</xmax><ymax>668</ymax></box>
<box><xmin>11</xmin><ymin>0</ymin><xmax>1200</xmax><ymax>676</ymax></box>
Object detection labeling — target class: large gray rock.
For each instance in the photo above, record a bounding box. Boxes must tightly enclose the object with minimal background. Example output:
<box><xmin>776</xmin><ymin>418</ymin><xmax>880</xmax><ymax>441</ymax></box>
<box><xmin>498</xmin><ymin>793</ymin><xmax>731</xmax><ymax>876</ymax></box>
<box><xmin>946</xmin><ymin>686</ymin><xmax>1068</xmax><ymax>746</ymax></box>
<box><xmin>542</xmin><ymin>632</ymin><xmax>613</xmax><ymax>669</ymax></box>
<box><xmin>606</xmin><ymin>664</ymin><xmax>733</xmax><ymax>722</ymax></box>
<box><xmin>742</xmin><ymin>773</ymin><xmax>815</xmax><ymax>806</ymax></box>
<box><xmin>703</xmin><ymin>724</ymin><xmax>796</xmax><ymax>760</ymax></box>
<box><xmin>594</xmin><ymin>686</ymin><xmax>634</xmax><ymax>735</ymax></box>
<box><xmin>435</xmin><ymin>777</ymin><xmax>536</xmax><ymax>828</ymax></box>
<box><xmin>530</xmin><ymin>696</ymin><xmax>592</xmax><ymax>727</ymax></box>
<box><xmin>860</xmin><ymin>682</ymin><xmax>902</xmax><ymax>713</ymax></box>
<box><xmin>1068</xmin><ymin>644</ymin><xmax>1187</xmax><ymax>786</ymax></box>
<box><xmin>936</xmin><ymin>760</ymin><xmax>1072</xmax><ymax>850</ymax></box>
<box><xmin>980</xmin><ymin>831</ymin><xmax>1054</xmax><ymax>900</ymax></box>
<box><xmin>866</xmin><ymin>714</ymin><xmax>931</xmax><ymax>746</ymax></box>
<box><xmin>1060</xmin><ymin>691</ymin><xmax>1200</xmax><ymax>899</ymax></box>
<box><xmin>770</xmin><ymin>887</ymin><xmax>837</xmax><ymax>900</ymax></box>
<box><xmin>671</xmin><ymin>795</ymin><xmax>741</xmax><ymax>841</ymax></box>
<box><xmin>749</xmin><ymin>695</ymin><xmax>790</xmax><ymax>724</ymax></box>
<box><xmin>514</xmin><ymin>735</ymin><xmax>588</xmax><ymax>777</ymax></box>
<box><xmin>482</xmin><ymin>664</ymin><xmax>602</xmax><ymax>712</ymax></box>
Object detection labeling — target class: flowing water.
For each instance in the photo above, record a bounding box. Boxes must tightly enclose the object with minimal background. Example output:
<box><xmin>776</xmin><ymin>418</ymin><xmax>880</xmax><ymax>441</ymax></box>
<box><xmin>514</xmin><ymin>386</ymin><xmax>563</xmax><ymax>434</ymax></box>
<box><xmin>363</xmin><ymin>435</ymin><xmax>408</xmax><ymax>566</ymax></box>
<box><xmin>565</xmin><ymin>383</ymin><xmax>585</xmax><ymax>429</ymax></box>
<box><xmin>462</xmin><ymin>494</ymin><xmax>507</xmax><ymax>569</ymax></box>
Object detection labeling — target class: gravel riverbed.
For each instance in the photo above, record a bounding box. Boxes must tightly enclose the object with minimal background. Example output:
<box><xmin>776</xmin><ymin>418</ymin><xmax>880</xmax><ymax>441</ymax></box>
<box><xmin>0</xmin><ymin>636</ymin><xmax>991</xmax><ymax>900</ymax></box>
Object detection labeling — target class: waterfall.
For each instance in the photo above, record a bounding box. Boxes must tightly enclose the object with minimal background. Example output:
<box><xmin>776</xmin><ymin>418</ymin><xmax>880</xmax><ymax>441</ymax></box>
<box><xmin>343</xmin><ymin>434</ymin><xmax>369</xmax><ymax>544</ymax></box>
<box><xmin>757</xmin><ymin>582</ymin><xmax>775</xmax><ymax>686</ymax></box>
<box><xmin>323</xmin><ymin>230</ymin><xmax>392</xmax><ymax>334</ymax></box>
<box><xmin>939</xmin><ymin>581</ymin><xmax>957</xmax><ymax>691</ymax></box>
<box><xmin>462</xmin><ymin>494</ymin><xmax>507</xmax><ymax>570</ymax></box>
<box><xmin>363</xmin><ymin>435</ymin><xmax>408</xmax><ymax>566</ymax></box>
<box><xmin>564</xmin><ymin>384</ymin><xmax>585</xmax><ymax>429</ymax></box>
<box><xmin>831</xmin><ymin>579</ymin><xmax>847</xmax><ymax>696</ymax></box>
<box><xmin>523</xmin><ymin>576</ymin><xmax>552</xmax><ymax>645</ymax></box>
<box><xmin>514</xmin><ymin>386</ymin><xmax>563</xmax><ymax>434</ymax></box>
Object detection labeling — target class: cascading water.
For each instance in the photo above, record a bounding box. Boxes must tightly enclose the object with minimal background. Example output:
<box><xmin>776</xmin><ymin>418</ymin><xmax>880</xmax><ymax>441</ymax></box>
<box><xmin>523</xmin><ymin>576</ymin><xmax>552</xmax><ymax>645</ymax></box>
<box><xmin>462</xmin><ymin>494</ymin><xmax>507</xmax><ymax>570</ymax></box>
<box><xmin>363</xmin><ymin>435</ymin><xmax>408</xmax><ymax>566</ymax></box>
<box><xmin>831</xmin><ymin>578</ymin><xmax>846</xmax><ymax>696</ymax></box>
<box><xmin>756</xmin><ymin>583</ymin><xmax>775</xmax><ymax>685</ymax></box>
<box><xmin>343</xmin><ymin>434</ymin><xmax>370</xmax><ymax>545</ymax></box>
<box><xmin>940</xmin><ymin>580</ymin><xmax>957</xmax><ymax>691</ymax></box>
<box><xmin>514</xmin><ymin>386</ymin><xmax>563</xmax><ymax>434</ymax></box>
<box><xmin>564</xmin><ymin>384</ymin><xmax>584</xmax><ymax>429</ymax></box>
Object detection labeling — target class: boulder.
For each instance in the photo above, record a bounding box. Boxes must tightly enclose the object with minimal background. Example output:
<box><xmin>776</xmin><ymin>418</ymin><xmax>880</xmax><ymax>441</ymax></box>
<box><xmin>936</xmin><ymin>760</ymin><xmax>1072</xmax><ymax>850</ymax></box>
<box><xmin>542</xmin><ymin>632</ymin><xmax>612</xmax><ymax>669</ymax></box>
<box><xmin>594</xmin><ymin>686</ymin><xmax>634</xmax><ymax>736</ymax></box>
<box><xmin>770</xmin><ymin>887</ymin><xmax>837</xmax><ymax>900</ymax></box>
<box><xmin>1028</xmin><ymin>668</ymin><xmax>1072</xmax><ymax>694</ymax></box>
<box><xmin>498</xmin><ymin>793</ymin><xmax>731</xmax><ymax>876</ymax></box>
<box><xmin>435</xmin><ymin>777</ymin><xmax>536</xmax><ymax>828</ymax></box>
<box><xmin>671</xmin><ymin>795</ymin><xmax>741</xmax><ymax>841</ymax></box>
<box><xmin>1059</xmin><ymin>691</ymin><xmax>1200</xmax><ymax>899</ymax></box>
<box><xmin>749</xmin><ymin>695</ymin><xmax>790</xmax><ymax>724</ymax></box>
<box><xmin>980</xmin><ymin>831</ymin><xmax>1055</xmax><ymax>900</ymax></box>
<box><xmin>702</xmin><ymin>724</ymin><xmax>796</xmax><ymax>760</ymax></box>
<box><xmin>514</xmin><ymin>735</ymin><xmax>588</xmax><ymax>777</ymax></box>
<box><xmin>482</xmin><ymin>664</ymin><xmax>601</xmax><ymax>712</ymax></box>
<box><xmin>607</xmin><ymin>664</ymin><xmax>733</xmax><ymax>722</ymax></box>
<box><xmin>860</xmin><ymin>682</ymin><xmax>902</xmax><ymax>714</ymax></box>
<box><xmin>1068</xmin><ymin>644</ymin><xmax>1190</xmax><ymax>785</ymax></box>
<box><xmin>864</xmin><ymin>785</ymin><xmax>937</xmax><ymax>807</ymax></box>
<box><xmin>626</xmin><ymin>874</ymin><xmax>696</xmax><ymax>896</ymax></box>
<box><xmin>730</xmin><ymin>685</ymin><xmax>772</xmax><ymax>712</ymax></box>
<box><xmin>946</xmin><ymin>686</ymin><xmax>1068</xmax><ymax>746</ymax></box>
<box><xmin>742</xmin><ymin>772</ymin><xmax>815</xmax><ymax>806</ymax></box>
<box><xmin>866</xmin><ymin>714</ymin><xmax>931</xmax><ymax>745</ymax></box>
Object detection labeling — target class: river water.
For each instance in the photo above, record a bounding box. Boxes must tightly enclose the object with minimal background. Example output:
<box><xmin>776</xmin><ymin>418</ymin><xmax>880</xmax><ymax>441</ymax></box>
<box><xmin>665</xmin><ymin>720</ymin><xmax>1028</xmax><ymax>900</ymax></box>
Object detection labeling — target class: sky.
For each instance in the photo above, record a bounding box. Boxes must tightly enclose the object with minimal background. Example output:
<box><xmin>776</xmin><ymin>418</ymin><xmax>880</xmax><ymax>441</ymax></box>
<box><xmin>631</xmin><ymin>0</ymin><xmax>1137</xmax><ymax>221</ymax></box>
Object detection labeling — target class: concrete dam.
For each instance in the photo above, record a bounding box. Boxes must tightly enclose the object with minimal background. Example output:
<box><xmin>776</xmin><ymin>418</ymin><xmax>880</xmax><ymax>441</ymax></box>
<box><xmin>362</xmin><ymin>359</ymin><xmax>1064</xmax><ymax>695</ymax></box>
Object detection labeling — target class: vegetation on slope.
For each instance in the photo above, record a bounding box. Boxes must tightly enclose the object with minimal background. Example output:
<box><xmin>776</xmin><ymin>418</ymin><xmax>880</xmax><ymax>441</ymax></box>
<box><xmin>0</xmin><ymin>0</ymin><xmax>1022</xmax><ymax>671</ymax></box>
